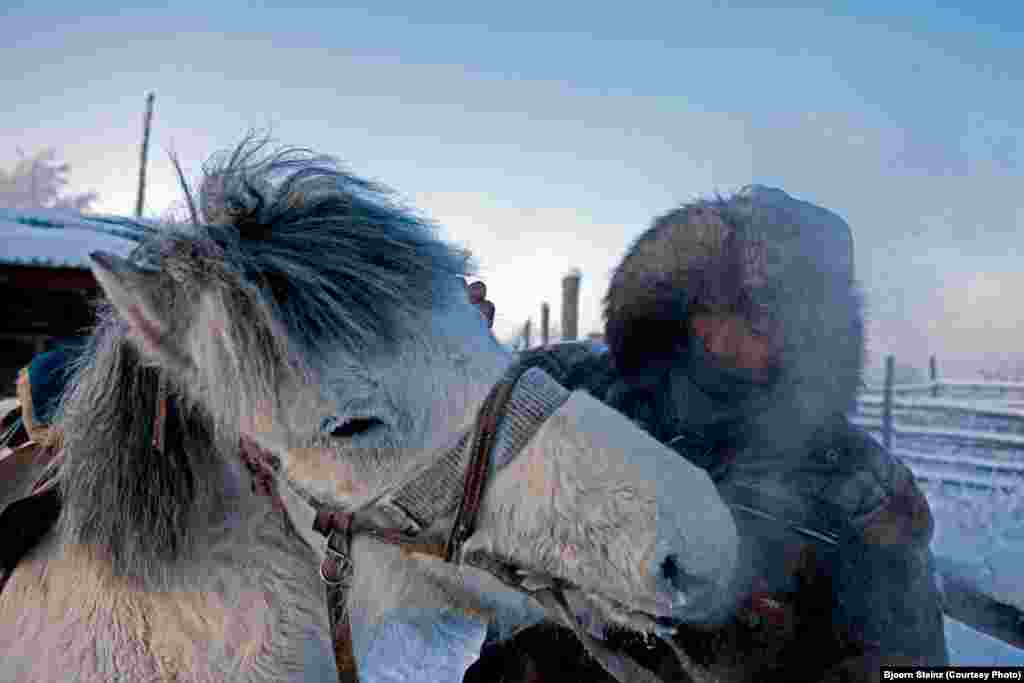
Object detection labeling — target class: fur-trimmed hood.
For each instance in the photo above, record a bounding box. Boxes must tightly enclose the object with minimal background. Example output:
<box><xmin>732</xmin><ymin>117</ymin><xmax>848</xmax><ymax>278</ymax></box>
<box><xmin>601</xmin><ymin>185</ymin><xmax>865</xmax><ymax>463</ymax></box>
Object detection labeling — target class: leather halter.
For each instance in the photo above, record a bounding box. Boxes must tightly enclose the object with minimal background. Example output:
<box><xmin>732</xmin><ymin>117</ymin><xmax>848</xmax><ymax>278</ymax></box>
<box><xmin>151</xmin><ymin>374</ymin><xmax>170</xmax><ymax>457</ymax></box>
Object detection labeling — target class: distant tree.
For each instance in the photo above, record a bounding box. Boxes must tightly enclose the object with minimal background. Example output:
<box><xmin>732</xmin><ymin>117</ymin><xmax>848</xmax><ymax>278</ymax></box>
<box><xmin>0</xmin><ymin>148</ymin><xmax>98</xmax><ymax>211</ymax></box>
<box><xmin>979</xmin><ymin>358</ymin><xmax>1024</xmax><ymax>382</ymax></box>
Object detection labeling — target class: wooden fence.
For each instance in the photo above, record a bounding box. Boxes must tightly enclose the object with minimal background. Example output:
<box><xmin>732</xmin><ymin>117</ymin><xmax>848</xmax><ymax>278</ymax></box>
<box><xmin>861</xmin><ymin>354</ymin><xmax>1024</xmax><ymax>450</ymax></box>
<box><xmin>855</xmin><ymin>355</ymin><xmax>1024</xmax><ymax>492</ymax></box>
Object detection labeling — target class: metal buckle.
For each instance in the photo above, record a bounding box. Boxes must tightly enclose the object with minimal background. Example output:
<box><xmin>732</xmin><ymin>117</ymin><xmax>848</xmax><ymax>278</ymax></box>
<box><xmin>318</xmin><ymin>558</ymin><xmax>348</xmax><ymax>587</ymax></box>
<box><xmin>319</xmin><ymin>529</ymin><xmax>352</xmax><ymax>587</ymax></box>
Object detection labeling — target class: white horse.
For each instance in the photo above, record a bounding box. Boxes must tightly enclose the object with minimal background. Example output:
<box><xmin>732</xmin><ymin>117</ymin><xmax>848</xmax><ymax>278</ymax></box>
<box><xmin>61</xmin><ymin>138</ymin><xmax>739</xmax><ymax>681</ymax></box>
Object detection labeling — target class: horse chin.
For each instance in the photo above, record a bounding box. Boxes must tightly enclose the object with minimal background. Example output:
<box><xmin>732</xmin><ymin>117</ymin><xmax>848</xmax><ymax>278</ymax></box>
<box><xmin>561</xmin><ymin>588</ymin><xmax>678</xmax><ymax>642</ymax></box>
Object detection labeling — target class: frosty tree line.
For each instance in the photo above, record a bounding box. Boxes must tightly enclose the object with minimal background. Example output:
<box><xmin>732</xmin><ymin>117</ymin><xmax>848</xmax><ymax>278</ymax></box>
<box><xmin>0</xmin><ymin>149</ymin><xmax>98</xmax><ymax>212</ymax></box>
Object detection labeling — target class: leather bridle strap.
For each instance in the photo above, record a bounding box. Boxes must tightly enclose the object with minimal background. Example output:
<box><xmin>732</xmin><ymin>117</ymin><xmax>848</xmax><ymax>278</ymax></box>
<box><xmin>151</xmin><ymin>374</ymin><xmax>169</xmax><ymax>456</ymax></box>
<box><xmin>444</xmin><ymin>362</ymin><xmax>530</xmax><ymax>562</ymax></box>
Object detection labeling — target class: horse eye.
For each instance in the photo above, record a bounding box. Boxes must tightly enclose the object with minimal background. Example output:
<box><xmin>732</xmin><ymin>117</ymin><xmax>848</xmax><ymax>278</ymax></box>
<box><xmin>321</xmin><ymin>416</ymin><xmax>385</xmax><ymax>438</ymax></box>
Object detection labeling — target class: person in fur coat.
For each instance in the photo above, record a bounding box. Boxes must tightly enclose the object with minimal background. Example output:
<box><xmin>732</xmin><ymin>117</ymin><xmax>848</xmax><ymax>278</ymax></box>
<box><xmin>468</xmin><ymin>185</ymin><xmax>947</xmax><ymax>683</ymax></box>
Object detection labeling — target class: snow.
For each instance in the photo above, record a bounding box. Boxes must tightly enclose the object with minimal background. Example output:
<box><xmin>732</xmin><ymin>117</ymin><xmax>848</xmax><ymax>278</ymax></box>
<box><xmin>854</xmin><ymin>395</ymin><xmax>1024</xmax><ymax>630</ymax></box>
<box><xmin>858</xmin><ymin>395</ymin><xmax>1024</xmax><ymax>421</ymax></box>
<box><xmin>942</xmin><ymin>380</ymin><xmax>1024</xmax><ymax>392</ymax></box>
<box><xmin>896</xmin><ymin>447</ymin><xmax>1024</xmax><ymax>490</ymax></box>
<box><xmin>0</xmin><ymin>397</ymin><xmax>16</xmax><ymax>417</ymax></box>
<box><xmin>863</xmin><ymin>382</ymin><xmax>941</xmax><ymax>393</ymax></box>
<box><xmin>850</xmin><ymin>416</ymin><xmax>1024</xmax><ymax>449</ymax></box>
<box><xmin>863</xmin><ymin>380</ymin><xmax>1024</xmax><ymax>393</ymax></box>
<box><xmin>927</xmin><ymin>478</ymin><xmax>1024</xmax><ymax>614</ymax></box>
<box><xmin>913</xmin><ymin>466</ymin><xmax>1021</xmax><ymax>491</ymax></box>
<box><xmin>896</xmin><ymin>448</ymin><xmax>1024</xmax><ymax>473</ymax></box>
<box><xmin>946</xmin><ymin>617</ymin><xmax>1024</xmax><ymax>665</ymax></box>
<box><xmin>0</xmin><ymin>207</ymin><xmax>149</xmax><ymax>268</ymax></box>
<box><xmin>849</xmin><ymin>398</ymin><xmax>1024</xmax><ymax>662</ymax></box>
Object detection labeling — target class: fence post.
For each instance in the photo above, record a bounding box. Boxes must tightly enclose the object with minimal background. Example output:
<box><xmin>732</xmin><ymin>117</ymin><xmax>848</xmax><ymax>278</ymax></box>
<box><xmin>883</xmin><ymin>355</ymin><xmax>894</xmax><ymax>450</ymax></box>
<box><xmin>540</xmin><ymin>303</ymin><xmax>550</xmax><ymax>347</ymax></box>
<box><xmin>561</xmin><ymin>269</ymin><xmax>581</xmax><ymax>342</ymax></box>
<box><xmin>135</xmin><ymin>92</ymin><xmax>156</xmax><ymax>218</ymax></box>
<box><xmin>930</xmin><ymin>355</ymin><xmax>939</xmax><ymax>398</ymax></box>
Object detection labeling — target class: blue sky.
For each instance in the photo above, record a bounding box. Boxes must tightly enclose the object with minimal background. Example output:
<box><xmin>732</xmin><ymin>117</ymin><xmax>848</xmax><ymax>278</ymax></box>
<box><xmin>3</xmin><ymin>1</ymin><xmax>1022</xmax><ymax>374</ymax></box>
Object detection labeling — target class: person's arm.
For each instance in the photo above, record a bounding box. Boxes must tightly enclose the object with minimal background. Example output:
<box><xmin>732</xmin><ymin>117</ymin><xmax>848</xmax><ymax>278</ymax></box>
<box><xmin>827</xmin><ymin>445</ymin><xmax>948</xmax><ymax>681</ymax></box>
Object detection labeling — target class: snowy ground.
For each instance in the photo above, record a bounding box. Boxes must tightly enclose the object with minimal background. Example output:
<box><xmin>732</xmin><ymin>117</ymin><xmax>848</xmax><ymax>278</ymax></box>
<box><xmin>947</xmin><ymin>617</ymin><xmax>1024</xmax><ymax>665</ymax></box>
<box><xmin>924</xmin><ymin>468</ymin><xmax>1024</xmax><ymax>664</ymax></box>
<box><xmin>0</xmin><ymin>397</ymin><xmax>16</xmax><ymax>417</ymax></box>
<box><xmin>905</xmin><ymin>432</ymin><xmax>1024</xmax><ymax>667</ymax></box>
<box><xmin>858</xmin><ymin>398</ymin><xmax>1024</xmax><ymax>609</ymax></box>
<box><xmin>928</xmin><ymin>482</ymin><xmax>1024</xmax><ymax>613</ymax></box>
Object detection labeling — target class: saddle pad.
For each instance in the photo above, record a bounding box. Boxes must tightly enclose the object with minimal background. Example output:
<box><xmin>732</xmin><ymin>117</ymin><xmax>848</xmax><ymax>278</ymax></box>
<box><xmin>0</xmin><ymin>441</ymin><xmax>62</xmax><ymax>594</ymax></box>
<box><xmin>0</xmin><ymin>479</ymin><xmax>61</xmax><ymax>593</ymax></box>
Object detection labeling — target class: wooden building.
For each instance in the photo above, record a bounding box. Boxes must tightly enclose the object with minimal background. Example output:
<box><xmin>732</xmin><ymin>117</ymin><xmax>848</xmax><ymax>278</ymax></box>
<box><xmin>0</xmin><ymin>209</ymin><xmax>143</xmax><ymax>394</ymax></box>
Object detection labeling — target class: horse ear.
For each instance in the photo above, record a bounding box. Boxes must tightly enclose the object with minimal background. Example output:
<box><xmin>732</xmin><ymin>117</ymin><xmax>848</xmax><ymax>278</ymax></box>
<box><xmin>89</xmin><ymin>251</ymin><xmax>194</xmax><ymax>374</ymax></box>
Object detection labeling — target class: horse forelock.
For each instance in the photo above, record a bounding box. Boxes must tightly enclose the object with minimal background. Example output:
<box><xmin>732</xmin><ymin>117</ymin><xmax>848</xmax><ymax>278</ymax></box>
<box><xmin>190</xmin><ymin>134</ymin><xmax>472</xmax><ymax>361</ymax></box>
<box><xmin>55</xmin><ymin>306</ymin><xmax>241</xmax><ymax>587</ymax></box>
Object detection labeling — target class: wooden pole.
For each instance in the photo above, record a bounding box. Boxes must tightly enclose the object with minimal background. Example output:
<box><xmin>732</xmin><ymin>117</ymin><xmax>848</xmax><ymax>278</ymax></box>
<box><xmin>135</xmin><ymin>92</ymin><xmax>156</xmax><ymax>218</ymax></box>
<box><xmin>561</xmin><ymin>269</ymin><xmax>581</xmax><ymax>342</ymax></box>
<box><xmin>883</xmin><ymin>355</ymin><xmax>895</xmax><ymax>451</ymax></box>
<box><xmin>29</xmin><ymin>156</ymin><xmax>39</xmax><ymax>207</ymax></box>
<box><xmin>929</xmin><ymin>355</ymin><xmax>939</xmax><ymax>398</ymax></box>
<box><xmin>541</xmin><ymin>303</ymin><xmax>550</xmax><ymax>347</ymax></box>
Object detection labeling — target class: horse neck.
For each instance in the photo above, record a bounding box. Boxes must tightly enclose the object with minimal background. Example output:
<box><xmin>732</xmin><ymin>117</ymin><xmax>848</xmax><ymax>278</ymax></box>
<box><xmin>4</xmin><ymin>456</ymin><xmax>336</xmax><ymax>682</ymax></box>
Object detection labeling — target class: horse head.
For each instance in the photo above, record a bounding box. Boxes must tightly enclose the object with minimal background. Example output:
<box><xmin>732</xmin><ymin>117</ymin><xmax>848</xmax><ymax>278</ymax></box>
<box><xmin>89</xmin><ymin>136</ymin><xmax>739</xmax><ymax>681</ymax></box>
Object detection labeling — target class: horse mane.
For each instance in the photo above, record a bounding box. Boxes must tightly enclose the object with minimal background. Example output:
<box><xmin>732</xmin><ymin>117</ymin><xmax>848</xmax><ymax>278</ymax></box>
<box><xmin>55</xmin><ymin>304</ymin><xmax>238</xmax><ymax>587</ymax></box>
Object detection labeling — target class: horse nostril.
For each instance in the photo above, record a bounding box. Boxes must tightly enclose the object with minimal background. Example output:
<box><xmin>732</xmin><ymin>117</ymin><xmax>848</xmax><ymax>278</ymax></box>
<box><xmin>662</xmin><ymin>554</ymin><xmax>702</xmax><ymax>591</ymax></box>
<box><xmin>659</xmin><ymin>553</ymin><xmax>716</xmax><ymax>615</ymax></box>
<box><xmin>662</xmin><ymin>555</ymin><xmax>681</xmax><ymax>587</ymax></box>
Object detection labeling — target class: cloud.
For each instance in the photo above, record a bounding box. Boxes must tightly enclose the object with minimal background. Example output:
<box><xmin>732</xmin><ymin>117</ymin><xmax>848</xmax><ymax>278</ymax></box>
<box><xmin>936</xmin><ymin>271</ymin><xmax>1024</xmax><ymax>353</ymax></box>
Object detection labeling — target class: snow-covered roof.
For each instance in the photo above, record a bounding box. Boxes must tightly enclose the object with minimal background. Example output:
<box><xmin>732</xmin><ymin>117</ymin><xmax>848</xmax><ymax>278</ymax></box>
<box><xmin>0</xmin><ymin>207</ymin><xmax>152</xmax><ymax>269</ymax></box>
<box><xmin>0</xmin><ymin>397</ymin><xmax>16</xmax><ymax>416</ymax></box>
